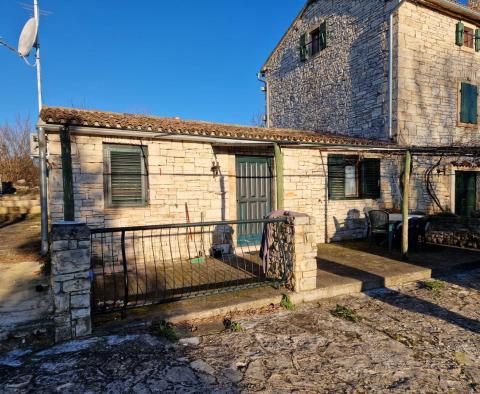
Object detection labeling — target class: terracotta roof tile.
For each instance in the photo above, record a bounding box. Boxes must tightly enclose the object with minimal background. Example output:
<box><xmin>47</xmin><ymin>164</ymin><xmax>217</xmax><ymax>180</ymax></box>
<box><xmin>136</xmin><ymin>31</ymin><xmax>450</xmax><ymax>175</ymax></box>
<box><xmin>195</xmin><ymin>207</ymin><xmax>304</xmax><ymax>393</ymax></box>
<box><xmin>39</xmin><ymin>106</ymin><xmax>392</xmax><ymax>147</ymax></box>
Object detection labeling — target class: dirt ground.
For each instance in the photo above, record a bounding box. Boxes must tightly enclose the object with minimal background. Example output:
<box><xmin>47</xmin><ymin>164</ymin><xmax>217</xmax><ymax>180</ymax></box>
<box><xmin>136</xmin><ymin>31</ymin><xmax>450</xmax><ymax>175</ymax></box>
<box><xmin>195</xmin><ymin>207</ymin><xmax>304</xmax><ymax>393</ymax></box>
<box><xmin>0</xmin><ymin>216</ymin><xmax>42</xmax><ymax>265</ymax></box>
<box><xmin>1</xmin><ymin>268</ymin><xmax>479</xmax><ymax>393</ymax></box>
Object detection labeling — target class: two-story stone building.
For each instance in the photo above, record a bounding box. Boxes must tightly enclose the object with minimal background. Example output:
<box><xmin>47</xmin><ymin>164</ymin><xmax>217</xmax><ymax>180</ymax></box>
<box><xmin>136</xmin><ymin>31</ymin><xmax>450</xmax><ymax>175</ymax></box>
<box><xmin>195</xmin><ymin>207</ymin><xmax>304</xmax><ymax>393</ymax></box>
<box><xmin>261</xmin><ymin>0</ymin><xmax>480</xmax><ymax>219</ymax></box>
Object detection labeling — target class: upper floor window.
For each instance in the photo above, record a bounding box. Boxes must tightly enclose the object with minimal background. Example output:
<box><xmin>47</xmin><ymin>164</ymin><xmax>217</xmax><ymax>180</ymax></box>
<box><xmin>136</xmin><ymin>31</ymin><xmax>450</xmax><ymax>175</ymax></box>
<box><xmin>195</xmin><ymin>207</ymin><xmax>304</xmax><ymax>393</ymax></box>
<box><xmin>465</xmin><ymin>27</ymin><xmax>475</xmax><ymax>48</ymax></box>
<box><xmin>459</xmin><ymin>82</ymin><xmax>478</xmax><ymax>125</ymax></box>
<box><xmin>299</xmin><ymin>21</ymin><xmax>327</xmax><ymax>61</ymax></box>
<box><xmin>328</xmin><ymin>155</ymin><xmax>381</xmax><ymax>200</ymax></box>
<box><xmin>456</xmin><ymin>22</ymin><xmax>480</xmax><ymax>51</ymax></box>
<box><xmin>103</xmin><ymin>144</ymin><xmax>149</xmax><ymax>208</ymax></box>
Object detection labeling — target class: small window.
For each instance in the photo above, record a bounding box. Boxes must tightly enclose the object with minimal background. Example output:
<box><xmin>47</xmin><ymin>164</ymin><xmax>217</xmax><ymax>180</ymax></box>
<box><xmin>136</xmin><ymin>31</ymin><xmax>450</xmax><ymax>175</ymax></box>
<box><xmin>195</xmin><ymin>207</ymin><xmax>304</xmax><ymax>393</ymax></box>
<box><xmin>103</xmin><ymin>144</ymin><xmax>149</xmax><ymax>208</ymax></box>
<box><xmin>345</xmin><ymin>161</ymin><xmax>359</xmax><ymax>198</ymax></box>
<box><xmin>465</xmin><ymin>26</ymin><xmax>474</xmax><ymax>48</ymax></box>
<box><xmin>310</xmin><ymin>28</ymin><xmax>321</xmax><ymax>56</ymax></box>
<box><xmin>460</xmin><ymin>82</ymin><xmax>478</xmax><ymax>125</ymax></box>
<box><xmin>299</xmin><ymin>21</ymin><xmax>327</xmax><ymax>61</ymax></box>
<box><xmin>328</xmin><ymin>155</ymin><xmax>381</xmax><ymax>200</ymax></box>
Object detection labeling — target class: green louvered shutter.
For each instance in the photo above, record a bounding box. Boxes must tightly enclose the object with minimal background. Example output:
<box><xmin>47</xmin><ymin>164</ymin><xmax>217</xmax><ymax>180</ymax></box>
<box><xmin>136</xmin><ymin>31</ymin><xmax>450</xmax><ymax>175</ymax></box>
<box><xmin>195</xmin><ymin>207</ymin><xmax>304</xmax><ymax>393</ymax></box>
<box><xmin>104</xmin><ymin>145</ymin><xmax>148</xmax><ymax>207</ymax></box>
<box><xmin>476</xmin><ymin>29</ymin><xmax>480</xmax><ymax>52</ymax></box>
<box><xmin>361</xmin><ymin>159</ymin><xmax>381</xmax><ymax>199</ymax></box>
<box><xmin>461</xmin><ymin>83</ymin><xmax>478</xmax><ymax>124</ymax></box>
<box><xmin>319</xmin><ymin>21</ymin><xmax>327</xmax><ymax>50</ymax></box>
<box><xmin>328</xmin><ymin>155</ymin><xmax>345</xmax><ymax>200</ymax></box>
<box><xmin>299</xmin><ymin>33</ymin><xmax>307</xmax><ymax>61</ymax></box>
<box><xmin>456</xmin><ymin>21</ymin><xmax>465</xmax><ymax>46</ymax></box>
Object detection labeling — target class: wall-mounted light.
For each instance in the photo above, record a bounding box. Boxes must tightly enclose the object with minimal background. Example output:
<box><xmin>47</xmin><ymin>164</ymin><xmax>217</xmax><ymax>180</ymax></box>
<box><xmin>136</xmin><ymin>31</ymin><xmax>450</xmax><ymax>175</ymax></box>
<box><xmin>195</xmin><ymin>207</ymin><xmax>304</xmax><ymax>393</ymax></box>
<box><xmin>436</xmin><ymin>165</ymin><xmax>446</xmax><ymax>175</ymax></box>
<box><xmin>211</xmin><ymin>161</ymin><xmax>221</xmax><ymax>178</ymax></box>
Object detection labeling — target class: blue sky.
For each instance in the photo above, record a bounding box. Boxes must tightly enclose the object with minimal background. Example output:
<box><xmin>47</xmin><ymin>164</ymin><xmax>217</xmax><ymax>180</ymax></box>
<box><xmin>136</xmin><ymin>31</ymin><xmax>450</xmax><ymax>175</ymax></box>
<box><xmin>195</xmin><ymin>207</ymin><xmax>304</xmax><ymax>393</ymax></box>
<box><xmin>0</xmin><ymin>1</ymin><xmax>304</xmax><ymax>126</ymax></box>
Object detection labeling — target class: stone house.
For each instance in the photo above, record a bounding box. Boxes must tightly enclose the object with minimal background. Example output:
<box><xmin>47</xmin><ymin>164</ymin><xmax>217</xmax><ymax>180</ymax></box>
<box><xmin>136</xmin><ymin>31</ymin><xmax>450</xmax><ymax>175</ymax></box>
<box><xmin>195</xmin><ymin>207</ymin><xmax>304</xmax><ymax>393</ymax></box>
<box><xmin>261</xmin><ymin>0</ymin><xmax>480</xmax><ymax>221</ymax></box>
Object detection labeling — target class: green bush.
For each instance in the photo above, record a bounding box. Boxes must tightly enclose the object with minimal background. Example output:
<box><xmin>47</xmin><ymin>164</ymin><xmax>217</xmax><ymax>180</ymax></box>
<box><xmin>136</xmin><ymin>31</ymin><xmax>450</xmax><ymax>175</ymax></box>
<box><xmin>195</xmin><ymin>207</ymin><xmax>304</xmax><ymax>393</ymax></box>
<box><xmin>330</xmin><ymin>304</ymin><xmax>361</xmax><ymax>322</ymax></box>
<box><xmin>151</xmin><ymin>320</ymin><xmax>178</xmax><ymax>341</ymax></box>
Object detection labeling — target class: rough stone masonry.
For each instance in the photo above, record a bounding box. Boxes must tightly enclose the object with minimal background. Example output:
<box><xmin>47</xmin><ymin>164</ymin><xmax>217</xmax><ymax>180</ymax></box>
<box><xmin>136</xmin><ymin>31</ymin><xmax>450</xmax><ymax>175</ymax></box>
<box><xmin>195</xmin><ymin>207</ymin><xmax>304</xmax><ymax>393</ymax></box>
<box><xmin>50</xmin><ymin>222</ymin><xmax>92</xmax><ymax>342</ymax></box>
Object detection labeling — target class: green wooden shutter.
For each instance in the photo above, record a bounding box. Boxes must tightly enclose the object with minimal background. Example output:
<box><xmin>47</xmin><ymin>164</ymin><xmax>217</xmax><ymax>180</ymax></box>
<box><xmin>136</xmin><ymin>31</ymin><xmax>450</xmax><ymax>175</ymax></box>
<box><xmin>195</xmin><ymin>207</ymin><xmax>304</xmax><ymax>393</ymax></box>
<box><xmin>460</xmin><ymin>83</ymin><xmax>478</xmax><ymax>124</ymax></box>
<box><xmin>475</xmin><ymin>28</ymin><xmax>480</xmax><ymax>52</ymax></box>
<box><xmin>361</xmin><ymin>159</ymin><xmax>381</xmax><ymax>199</ymax></box>
<box><xmin>328</xmin><ymin>155</ymin><xmax>345</xmax><ymax>200</ymax></box>
<box><xmin>319</xmin><ymin>21</ymin><xmax>327</xmax><ymax>50</ymax></box>
<box><xmin>104</xmin><ymin>145</ymin><xmax>148</xmax><ymax>207</ymax></box>
<box><xmin>456</xmin><ymin>21</ymin><xmax>465</xmax><ymax>46</ymax></box>
<box><xmin>472</xmin><ymin>85</ymin><xmax>479</xmax><ymax>124</ymax></box>
<box><xmin>299</xmin><ymin>33</ymin><xmax>307</xmax><ymax>61</ymax></box>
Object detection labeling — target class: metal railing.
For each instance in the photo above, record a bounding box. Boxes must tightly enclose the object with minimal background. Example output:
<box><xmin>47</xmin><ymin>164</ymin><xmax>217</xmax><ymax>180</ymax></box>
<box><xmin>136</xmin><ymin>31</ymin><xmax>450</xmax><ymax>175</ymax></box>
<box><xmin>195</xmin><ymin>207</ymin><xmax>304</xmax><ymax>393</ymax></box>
<box><xmin>90</xmin><ymin>218</ymin><xmax>291</xmax><ymax>315</ymax></box>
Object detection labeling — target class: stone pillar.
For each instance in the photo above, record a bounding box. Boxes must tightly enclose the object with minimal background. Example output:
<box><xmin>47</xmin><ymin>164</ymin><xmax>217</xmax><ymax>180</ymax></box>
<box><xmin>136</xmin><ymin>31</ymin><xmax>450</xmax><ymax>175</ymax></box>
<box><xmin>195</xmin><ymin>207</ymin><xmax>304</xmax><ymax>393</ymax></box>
<box><xmin>50</xmin><ymin>222</ymin><xmax>92</xmax><ymax>342</ymax></box>
<box><xmin>292</xmin><ymin>215</ymin><xmax>318</xmax><ymax>292</ymax></box>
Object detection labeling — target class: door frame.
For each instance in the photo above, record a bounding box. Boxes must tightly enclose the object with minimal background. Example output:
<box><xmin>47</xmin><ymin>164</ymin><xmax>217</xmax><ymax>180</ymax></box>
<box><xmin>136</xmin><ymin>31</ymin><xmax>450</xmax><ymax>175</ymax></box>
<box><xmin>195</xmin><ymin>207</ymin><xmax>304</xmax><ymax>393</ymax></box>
<box><xmin>235</xmin><ymin>155</ymin><xmax>274</xmax><ymax>246</ymax></box>
<box><xmin>451</xmin><ymin>167</ymin><xmax>479</xmax><ymax>215</ymax></box>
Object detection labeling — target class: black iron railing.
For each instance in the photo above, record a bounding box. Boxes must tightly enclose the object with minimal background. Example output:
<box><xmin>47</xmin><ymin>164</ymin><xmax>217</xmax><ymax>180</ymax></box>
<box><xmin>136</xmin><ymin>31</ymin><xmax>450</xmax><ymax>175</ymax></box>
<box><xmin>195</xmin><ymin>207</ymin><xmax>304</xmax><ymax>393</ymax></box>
<box><xmin>90</xmin><ymin>218</ymin><xmax>291</xmax><ymax>315</ymax></box>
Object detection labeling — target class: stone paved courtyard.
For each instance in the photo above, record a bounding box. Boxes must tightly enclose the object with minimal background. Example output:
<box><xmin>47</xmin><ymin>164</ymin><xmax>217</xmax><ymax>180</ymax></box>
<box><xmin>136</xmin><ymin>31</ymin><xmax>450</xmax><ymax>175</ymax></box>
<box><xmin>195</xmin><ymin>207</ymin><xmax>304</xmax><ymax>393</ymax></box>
<box><xmin>1</xmin><ymin>269</ymin><xmax>480</xmax><ymax>393</ymax></box>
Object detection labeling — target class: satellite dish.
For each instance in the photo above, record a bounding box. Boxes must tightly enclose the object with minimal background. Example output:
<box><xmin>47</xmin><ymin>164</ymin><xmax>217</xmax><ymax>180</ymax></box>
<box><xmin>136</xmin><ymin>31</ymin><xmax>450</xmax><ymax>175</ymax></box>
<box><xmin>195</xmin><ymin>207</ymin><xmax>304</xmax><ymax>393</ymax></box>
<box><xmin>18</xmin><ymin>17</ymin><xmax>38</xmax><ymax>57</ymax></box>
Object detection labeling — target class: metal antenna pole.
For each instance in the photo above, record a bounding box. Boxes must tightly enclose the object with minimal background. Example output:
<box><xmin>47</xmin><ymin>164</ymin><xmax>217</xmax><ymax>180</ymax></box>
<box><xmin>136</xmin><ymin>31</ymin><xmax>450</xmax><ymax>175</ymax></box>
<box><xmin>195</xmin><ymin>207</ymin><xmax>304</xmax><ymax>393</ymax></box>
<box><xmin>34</xmin><ymin>0</ymin><xmax>49</xmax><ymax>256</ymax></box>
<box><xmin>34</xmin><ymin>0</ymin><xmax>42</xmax><ymax>112</ymax></box>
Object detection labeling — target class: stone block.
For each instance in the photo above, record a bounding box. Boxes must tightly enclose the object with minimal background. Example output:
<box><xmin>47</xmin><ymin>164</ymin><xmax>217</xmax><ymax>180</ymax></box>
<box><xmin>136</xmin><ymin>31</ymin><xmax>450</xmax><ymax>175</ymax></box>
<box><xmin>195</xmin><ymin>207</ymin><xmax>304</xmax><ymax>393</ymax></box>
<box><xmin>51</xmin><ymin>223</ymin><xmax>90</xmax><ymax>242</ymax></box>
<box><xmin>71</xmin><ymin>307</ymin><xmax>90</xmax><ymax>320</ymax></box>
<box><xmin>71</xmin><ymin>294</ymin><xmax>90</xmax><ymax>309</ymax></box>
<box><xmin>55</xmin><ymin>325</ymin><xmax>73</xmax><ymax>343</ymax></box>
<box><xmin>53</xmin><ymin>293</ymin><xmax>70</xmax><ymax>313</ymax></box>
<box><xmin>74</xmin><ymin>317</ymin><xmax>92</xmax><ymax>337</ymax></box>
<box><xmin>299</xmin><ymin>277</ymin><xmax>317</xmax><ymax>292</ymax></box>
<box><xmin>52</xmin><ymin>240</ymin><xmax>69</xmax><ymax>251</ymax></box>
<box><xmin>62</xmin><ymin>278</ymin><xmax>90</xmax><ymax>293</ymax></box>
<box><xmin>51</xmin><ymin>249</ymin><xmax>90</xmax><ymax>274</ymax></box>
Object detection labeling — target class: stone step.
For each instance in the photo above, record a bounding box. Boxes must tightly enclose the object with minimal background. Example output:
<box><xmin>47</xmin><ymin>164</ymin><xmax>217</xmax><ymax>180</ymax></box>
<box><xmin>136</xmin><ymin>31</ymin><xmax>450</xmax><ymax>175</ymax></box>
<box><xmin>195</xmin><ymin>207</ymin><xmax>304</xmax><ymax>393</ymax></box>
<box><xmin>0</xmin><ymin>206</ymin><xmax>41</xmax><ymax>215</ymax></box>
<box><xmin>0</xmin><ymin>200</ymin><xmax>39</xmax><ymax>208</ymax></box>
<box><xmin>0</xmin><ymin>194</ymin><xmax>39</xmax><ymax>201</ymax></box>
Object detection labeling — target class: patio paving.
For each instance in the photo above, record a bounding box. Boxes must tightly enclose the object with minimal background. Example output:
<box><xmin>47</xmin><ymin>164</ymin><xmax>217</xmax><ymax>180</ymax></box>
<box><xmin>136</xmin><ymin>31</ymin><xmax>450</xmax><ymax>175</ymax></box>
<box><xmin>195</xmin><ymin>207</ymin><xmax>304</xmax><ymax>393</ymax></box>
<box><xmin>2</xmin><ymin>269</ymin><xmax>480</xmax><ymax>392</ymax></box>
<box><xmin>314</xmin><ymin>241</ymin><xmax>480</xmax><ymax>300</ymax></box>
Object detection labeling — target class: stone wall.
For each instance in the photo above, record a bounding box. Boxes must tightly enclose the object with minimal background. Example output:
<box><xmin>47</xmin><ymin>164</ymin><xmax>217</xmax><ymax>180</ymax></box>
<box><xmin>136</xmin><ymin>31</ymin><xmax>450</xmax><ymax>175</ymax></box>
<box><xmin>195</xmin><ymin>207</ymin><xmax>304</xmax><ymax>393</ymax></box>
<box><xmin>396</xmin><ymin>2</ymin><xmax>480</xmax><ymax>146</ymax></box>
<box><xmin>427</xmin><ymin>216</ymin><xmax>480</xmax><ymax>249</ymax></box>
<box><xmin>46</xmin><ymin>132</ymin><xmax>408</xmax><ymax>244</ymax></box>
<box><xmin>47</xmin><ymin>134</ymin><xmax>233</xmax><ymax>228</ymax></box>
<box><xmin>50</xmin><ymin>222</ymin><xmax>92</xmax><ymax>342</ymax></box>
<box><xmin>264</xmin><ymin>0</ymin><xmax>391</xmax><ymax>140</ymax></box>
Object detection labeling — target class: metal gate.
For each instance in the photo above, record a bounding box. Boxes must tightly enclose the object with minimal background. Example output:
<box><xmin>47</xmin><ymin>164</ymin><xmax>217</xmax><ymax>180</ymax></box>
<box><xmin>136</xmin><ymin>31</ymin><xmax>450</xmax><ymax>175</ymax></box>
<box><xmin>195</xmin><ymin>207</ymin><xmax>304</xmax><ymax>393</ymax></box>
<box><xmin>90</xmin><ymin>218</ymin><xmax>290</xmax><ymax>315</ymax></box>
<box><xmin>236</xmin><ymin>156</ymin><xmax>273</xmax><ymax>246</ymax></box>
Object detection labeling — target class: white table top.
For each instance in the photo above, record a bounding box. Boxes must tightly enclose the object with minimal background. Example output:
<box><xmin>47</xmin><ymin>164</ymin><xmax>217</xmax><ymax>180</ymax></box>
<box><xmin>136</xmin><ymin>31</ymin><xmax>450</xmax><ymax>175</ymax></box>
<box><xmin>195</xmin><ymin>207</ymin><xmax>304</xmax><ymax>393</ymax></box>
<box><xmin>388</xmin><ymin>213</ymin><xmax>424</xmax><ymax>223</ymax></box>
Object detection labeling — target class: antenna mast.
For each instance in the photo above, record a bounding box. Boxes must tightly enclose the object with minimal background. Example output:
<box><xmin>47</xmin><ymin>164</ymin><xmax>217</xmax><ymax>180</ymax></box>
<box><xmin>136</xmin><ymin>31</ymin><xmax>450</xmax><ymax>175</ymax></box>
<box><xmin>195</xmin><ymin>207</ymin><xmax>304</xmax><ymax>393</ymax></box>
<box><xmin>33</xmin><ymin>0</ymin><xmax>48</xmax><ymax>256</ymax></box>
<box><xmin>34</xmin><ymin>0</ymin><xmax>42</xmax><ymax>112</ymax></box>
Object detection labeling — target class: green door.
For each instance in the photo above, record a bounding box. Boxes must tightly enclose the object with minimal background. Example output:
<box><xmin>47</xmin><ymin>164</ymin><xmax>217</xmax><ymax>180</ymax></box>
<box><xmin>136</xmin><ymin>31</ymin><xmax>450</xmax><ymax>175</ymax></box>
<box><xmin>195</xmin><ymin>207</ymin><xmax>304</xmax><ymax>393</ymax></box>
<box><xmin>236</xmin><ymin>156</ymin><xmax>273</xmax><ymax>246</ymax></box>
<box><xmin>456</xmin><ymin>171</ymin><xmax>477</xmax><ymax>217</ymax></box>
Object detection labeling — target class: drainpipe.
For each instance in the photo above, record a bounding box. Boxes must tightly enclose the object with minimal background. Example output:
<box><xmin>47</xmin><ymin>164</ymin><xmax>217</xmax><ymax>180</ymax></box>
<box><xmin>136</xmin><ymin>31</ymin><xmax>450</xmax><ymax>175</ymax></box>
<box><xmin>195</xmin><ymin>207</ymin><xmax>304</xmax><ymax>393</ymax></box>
<box><xmin>388</xmin><ymin>0</ymin><xmax>406</xmax><ymax>140</ymax></box>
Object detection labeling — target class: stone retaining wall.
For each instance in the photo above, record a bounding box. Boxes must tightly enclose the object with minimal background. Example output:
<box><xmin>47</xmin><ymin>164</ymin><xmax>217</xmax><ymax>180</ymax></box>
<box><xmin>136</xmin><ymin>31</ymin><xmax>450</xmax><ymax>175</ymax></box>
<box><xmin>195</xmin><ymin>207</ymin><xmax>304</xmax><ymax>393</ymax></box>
<box><xmin>427</xmin><ymin>216</ymin><xmax>480</xmax><ymax>250</ymax></box>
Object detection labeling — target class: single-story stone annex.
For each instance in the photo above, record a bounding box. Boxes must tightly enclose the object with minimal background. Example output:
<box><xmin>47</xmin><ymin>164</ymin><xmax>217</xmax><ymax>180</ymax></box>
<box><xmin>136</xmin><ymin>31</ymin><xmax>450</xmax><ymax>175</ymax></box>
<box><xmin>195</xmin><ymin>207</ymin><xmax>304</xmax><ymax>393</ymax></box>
<box><xmin>39</xmin><ymin>106</ymin><xmax>408</xmax><ymax>243</ymax></box>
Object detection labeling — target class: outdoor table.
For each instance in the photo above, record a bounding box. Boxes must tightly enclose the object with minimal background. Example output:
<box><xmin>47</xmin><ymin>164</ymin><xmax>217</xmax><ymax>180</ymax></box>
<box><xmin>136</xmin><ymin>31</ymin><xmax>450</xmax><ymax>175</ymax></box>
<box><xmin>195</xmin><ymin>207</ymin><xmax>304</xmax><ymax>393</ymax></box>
<box><xmin>387</xmin><ymin>214</ymin><xmax>425</xmax><ymax>251</ymax></box>
<box><xmin>388</xmin><ymin>213</ymin><xmax>425</xmax><ymax>223</ymax></box>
